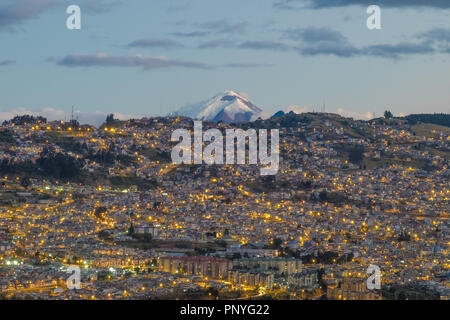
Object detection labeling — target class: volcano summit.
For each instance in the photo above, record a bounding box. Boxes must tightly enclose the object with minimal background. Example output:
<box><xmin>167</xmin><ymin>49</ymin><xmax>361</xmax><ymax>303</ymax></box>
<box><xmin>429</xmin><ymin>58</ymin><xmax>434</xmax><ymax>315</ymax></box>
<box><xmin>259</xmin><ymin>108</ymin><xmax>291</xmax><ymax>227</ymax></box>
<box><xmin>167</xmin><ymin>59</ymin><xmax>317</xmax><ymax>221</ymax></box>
<box><xmin>170</xmin><ymin>91</ymin><xmax>263</xmax><ymax>123</ymax></box>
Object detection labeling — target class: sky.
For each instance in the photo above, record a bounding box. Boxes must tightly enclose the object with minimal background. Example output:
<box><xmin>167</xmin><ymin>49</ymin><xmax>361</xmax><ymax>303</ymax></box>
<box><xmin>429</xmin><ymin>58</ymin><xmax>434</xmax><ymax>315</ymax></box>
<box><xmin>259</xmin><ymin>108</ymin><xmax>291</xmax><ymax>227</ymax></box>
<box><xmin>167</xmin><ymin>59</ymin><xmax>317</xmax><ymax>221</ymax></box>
<box><xmin>1</xmin><ymin>0</ymin><xmax>450</xmax><ymax>126</ymax></box>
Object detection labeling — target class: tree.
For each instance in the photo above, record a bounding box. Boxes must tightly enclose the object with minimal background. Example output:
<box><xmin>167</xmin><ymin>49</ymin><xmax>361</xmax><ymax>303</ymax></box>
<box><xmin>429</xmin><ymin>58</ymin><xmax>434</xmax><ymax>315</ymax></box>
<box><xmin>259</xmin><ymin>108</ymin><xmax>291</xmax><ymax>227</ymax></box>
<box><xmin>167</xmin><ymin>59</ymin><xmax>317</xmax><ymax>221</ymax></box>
<box><xmin>384</xmin><ymin>110</ymin><xmax>393</xmax><ymax>119</ymax></box>
<box><xmin>397</xmin><ymin>231</ymin><xmax>411</xmax><ymax>242</ymax></box>
<box><xmin>397</xmin><ymin>292</ymin><xmax>406</xmax><ymax>300</ymax></box>
<box><xmin>20</xmin><ymin>177</ymin><xmax>31</xmax><ymax>189</ymax></box>
<box><xmin>5</xmin><ymin>115</ymin><xmax>46</xmax><ymax>125</ymax></box>
<box><xmin>35</xmin><ymin>152</ymin><xmax>82</xmax><ymax>180</ymax></box>
<box><xmin>318</xmin><ymin>268</ymin><xmax>327</xmax><ymax>291</ymax></box>
<box><xmin>272</xmin><ymin>238</ymin><xmax>283</xmax><ymax>249</ymax></box>
<box><xmin>94</xmin><ymin>206</ymin><xmax>107</xmax><ymax>220</ymax></box>
<box><xmin>319</xmin><ymin>190</ymin><xmax>328</xmax><ymax>202</ymax></box>
<box><xmin>98</xmin><ymin>230</ymin><xmax>111</xmax><ymax>240</ymax></box>
<box><xmin>349</xmin><ymin>145</ymin><xmax>365</xmax><ymax>164</ymax></box>
<box><xmin>106</xmin><ymin>114</ymin><xmax>115</xmax><ymax>125</ymax></box>
<box><xmin>232</xmin><ymin>252</ymin><xmax>242</xmax><ymax>260</ymax></box>
<box><xmin>133</xmin><ymin>233</ymin><xmax>152</xmax><ymax>242</ymax></box>
<box><xmin>128</xmin><ymin>223</ymin><xmax>135</xmax><ymax>236</ymax></box>
<box><xmin>207</xmin><ymin>287</ymin><xmax>219</xmax><ymax>298</ymax></box>
<box><xmin>97</xmin><ymin>270</ymin><xmax>111</xmax><ymax>281</ymax></box>
<box><xmin>404</xmin><ymin>113</ymin><xmax>450</xmax><ymax>127</ymax></box>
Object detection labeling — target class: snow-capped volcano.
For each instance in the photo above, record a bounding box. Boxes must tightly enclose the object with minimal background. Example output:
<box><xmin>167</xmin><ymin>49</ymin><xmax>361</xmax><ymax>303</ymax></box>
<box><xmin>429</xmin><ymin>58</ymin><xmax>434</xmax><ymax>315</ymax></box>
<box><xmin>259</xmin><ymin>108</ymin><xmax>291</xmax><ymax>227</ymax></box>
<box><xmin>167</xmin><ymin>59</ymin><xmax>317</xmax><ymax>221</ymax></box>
<box><xmin>170</xmin><ymin>91</ymin><xmax>263</xmax><ymax>123</ymax></box>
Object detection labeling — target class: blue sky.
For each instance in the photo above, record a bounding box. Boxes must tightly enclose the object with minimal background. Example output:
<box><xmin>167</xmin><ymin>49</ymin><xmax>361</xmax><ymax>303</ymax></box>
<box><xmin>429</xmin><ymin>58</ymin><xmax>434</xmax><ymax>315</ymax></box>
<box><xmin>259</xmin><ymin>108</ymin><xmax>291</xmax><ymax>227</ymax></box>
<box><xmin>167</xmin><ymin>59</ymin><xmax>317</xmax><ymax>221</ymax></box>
<box><xmin>1</xmin><ymin>0</ymin><xmax>450</xmax><ymax>125</ymax></box>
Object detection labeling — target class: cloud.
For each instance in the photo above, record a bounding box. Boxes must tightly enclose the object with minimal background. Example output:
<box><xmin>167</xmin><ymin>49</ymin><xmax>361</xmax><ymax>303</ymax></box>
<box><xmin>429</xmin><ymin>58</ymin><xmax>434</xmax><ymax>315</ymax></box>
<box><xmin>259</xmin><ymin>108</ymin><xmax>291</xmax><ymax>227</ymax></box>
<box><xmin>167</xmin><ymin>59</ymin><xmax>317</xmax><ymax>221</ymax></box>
<box><xmin>195</xmin><ymin>24</ymin><xmax>447</xmax><ymax>59</ymax></box>
<box><xmin>222</xmin><ymin>63</ymin><xmax>274</xmax><ymax>68</ymax></box>
<box><xmin>238</xmin><ymin>41</ymin><xmax>290</xmax><ymax>51</ymax></box>
<box><xmin>308</xmin><ymin>0</ymin><xmax>450</xmax><ymax>9</ymax></box>
<box><xmin>0</xmin><ymin>59</ymin><xmax>15</xmax><ymax>66</ymax></box>
<box><xmin>127</xmin><ymin>38</ymin><xmax>184</xmax><ymax>49</ymax></box>
<box><xmin>289</xmin><ymin>27</ymin><xmax>359</xmax><ymax>57</ymax></box>
<box><xmin>197</xmin><ymin>19</ymin><xmax>248</xmax><ymax>34</ymax></box>
<box><xmin>77</xmin><ymin>0</ymin><xmax>122</xmax><ymax>14</ymax></box>
<box><xmin>273</xmin><ymin>0</ymin><xmax>300</xmax><ymax>10</ymax></box>
<box><xmin>54</xmin><ymin>53</ymin><xmax>212</xmax><ymax>70</ymax></box>
<box><xmin>336</xmin><ymin>108</ymin><xmax>374</xmax><ymax>120</ymax></box>
<box><xmin>363</xmin><ymin>41</ymin><xmax>435</xmax><ymax>59</ymax></box>
<box><xmin>76</xmin><ymin>111</ymin><xmax>132</xmax><ymax>127</ymax></box>
<box><xmin>419</xmin><ymin>28</ymin><xmax>450</xmax><ymax>43</ymax></box>
<box><xmin>287</xmin><ymin>26</ymin><xmax>439</xmax><ymax>59</ymax></box>
<box><xmin>198</xmin><ymin>39</ymin><xmax>290</xmax><ymax>51</ymax></box>
<box><xmin>166</xmin><ymin>3</ymin><xmax>190</xmax><ymax>13</ymax></box>
<box><xmin>284</xmin><ymin>105</ymin><xmax>309</xmax><ymax>114</ymax></box>
<box><xmin>274</xmin><ymin>0</ymin><xmax>450</xmax><ymax>10</ymax></box>
<box><xmin>0</xmin><ymin>0</ymin><xmax>54</xmax><ymax>31</ymax></box>
<box><xmin>196</xmin><ymin>26</ymin><xmax>438</xmax><ymax>59</ymax></box>
<box><xmin>198</xmin><ymin>39</ymin><xmax>236</xmax><ymax>49</ymax></box>
<box><xmin>286</xmin><ymin>26</ymin><xmax>346</xmax><ymax>43</ymax></box>
<box><xmin>171</xmin><ymin>31</ymin><xmax>209</xmax><ymax>38</ymax></box>
<box><xmin>418</xmin><ymin>28</ymin><xmax>450</xmax><ymax>53</ymax></box>
<box><xmin>0</xmin><ymin>106</ymin><xmax>134</xmax><ymax>127</ymax></box>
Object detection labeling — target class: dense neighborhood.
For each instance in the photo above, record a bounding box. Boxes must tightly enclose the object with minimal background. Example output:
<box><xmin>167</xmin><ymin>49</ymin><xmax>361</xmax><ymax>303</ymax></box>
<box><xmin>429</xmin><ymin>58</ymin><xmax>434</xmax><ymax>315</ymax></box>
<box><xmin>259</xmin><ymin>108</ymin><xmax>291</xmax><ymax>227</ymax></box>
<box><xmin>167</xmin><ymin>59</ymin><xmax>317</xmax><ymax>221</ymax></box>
<box><xmin>0</xmin><ymin>112</ymin><xmax>448</xmax><ymax>300</ymax></box>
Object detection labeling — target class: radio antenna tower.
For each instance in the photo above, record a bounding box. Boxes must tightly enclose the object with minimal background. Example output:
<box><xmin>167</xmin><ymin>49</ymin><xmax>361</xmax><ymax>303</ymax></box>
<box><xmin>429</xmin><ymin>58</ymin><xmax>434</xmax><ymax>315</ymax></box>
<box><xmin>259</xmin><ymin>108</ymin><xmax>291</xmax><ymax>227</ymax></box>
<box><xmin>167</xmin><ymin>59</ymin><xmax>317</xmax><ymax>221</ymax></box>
<box><xmin>71</xmin><ymin>106</ymin><xmax>75</xmax><ymax>123</ymax></box>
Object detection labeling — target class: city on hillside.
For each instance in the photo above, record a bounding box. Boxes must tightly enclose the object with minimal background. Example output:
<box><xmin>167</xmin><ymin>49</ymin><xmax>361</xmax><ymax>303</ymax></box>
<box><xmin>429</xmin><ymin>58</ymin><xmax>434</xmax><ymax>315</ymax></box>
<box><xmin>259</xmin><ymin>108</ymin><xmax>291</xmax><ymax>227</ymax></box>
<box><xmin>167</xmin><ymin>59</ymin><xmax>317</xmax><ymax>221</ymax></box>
<box><xmin>0</xmin><ymin>111</ymin><xmax>448</xmax><ymax>300</ymax></box>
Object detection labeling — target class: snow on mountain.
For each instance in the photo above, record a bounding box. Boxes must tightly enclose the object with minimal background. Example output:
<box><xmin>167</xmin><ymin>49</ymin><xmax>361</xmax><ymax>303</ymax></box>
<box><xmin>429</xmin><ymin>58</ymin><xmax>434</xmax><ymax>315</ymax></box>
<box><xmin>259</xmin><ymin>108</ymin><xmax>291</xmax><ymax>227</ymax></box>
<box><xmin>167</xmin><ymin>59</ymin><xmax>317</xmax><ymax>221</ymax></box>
<box><xmin>170</xmin><ymin>91</ymin><xmax>263</xmax><ymax>123</ymax></box>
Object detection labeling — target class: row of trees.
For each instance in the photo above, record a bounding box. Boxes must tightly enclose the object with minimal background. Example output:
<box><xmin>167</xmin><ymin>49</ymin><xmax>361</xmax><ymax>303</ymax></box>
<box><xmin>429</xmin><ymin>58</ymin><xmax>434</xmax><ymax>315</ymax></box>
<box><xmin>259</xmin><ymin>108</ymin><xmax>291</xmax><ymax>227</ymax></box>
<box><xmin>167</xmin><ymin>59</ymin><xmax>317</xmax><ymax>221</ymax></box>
<box><xmin>2</xmin><ymin>115</ymin><xmax>47</xmax><ymax>126</ymax></box>
<box><xmin>384</xmin><ymin>110</ymin><xmax>450</xmax><ymax>127</ymax></box>
<box><xmin>404</xmin><ymin>113</ymin><xmax>450</xmax><ymax>127</ymax></box>
<box><xmin>0</xmin><ymin>129</ymin><xmax>15</xmax><ymax>143</ymax></box>
<box><xmin>0</xmin><ymin>150</ymin><xmax>82</xmax><ymax>180</ymax></box>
